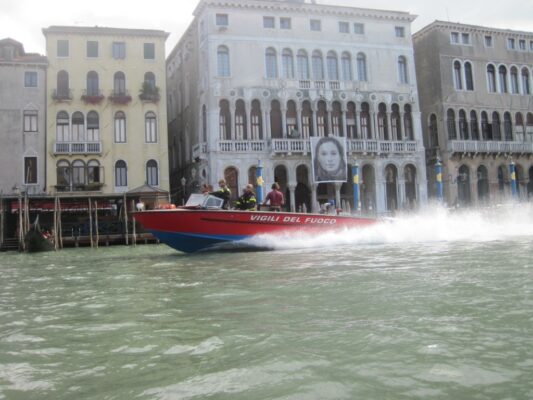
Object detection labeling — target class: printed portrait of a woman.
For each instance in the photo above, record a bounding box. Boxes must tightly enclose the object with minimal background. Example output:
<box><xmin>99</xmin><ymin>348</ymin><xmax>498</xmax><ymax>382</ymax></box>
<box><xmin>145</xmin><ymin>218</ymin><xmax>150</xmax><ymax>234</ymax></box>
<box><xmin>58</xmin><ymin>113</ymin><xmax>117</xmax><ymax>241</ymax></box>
<box><xmin>311</xmin><ymin>136</ymin><xmax>347</xmax><ymax>182</ymax></box>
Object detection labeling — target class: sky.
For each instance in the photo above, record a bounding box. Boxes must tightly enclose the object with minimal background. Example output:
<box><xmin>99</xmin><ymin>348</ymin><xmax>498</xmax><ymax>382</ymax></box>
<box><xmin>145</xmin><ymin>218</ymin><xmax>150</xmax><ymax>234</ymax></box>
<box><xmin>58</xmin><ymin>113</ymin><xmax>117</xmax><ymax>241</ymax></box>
<box><xmin>2</xmin><ymin>0</ymin><xmax>533</xmax><ymax>56</ymax></box>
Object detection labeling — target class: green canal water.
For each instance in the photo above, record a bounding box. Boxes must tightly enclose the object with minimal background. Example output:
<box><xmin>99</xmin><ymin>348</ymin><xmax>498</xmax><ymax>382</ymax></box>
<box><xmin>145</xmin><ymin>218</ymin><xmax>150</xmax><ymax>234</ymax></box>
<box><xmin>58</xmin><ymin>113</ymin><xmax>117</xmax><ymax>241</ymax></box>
<box><xmin>1</xmin><ymin>205</ymin><xmax>533</xmax><ymax>399</ymax></box>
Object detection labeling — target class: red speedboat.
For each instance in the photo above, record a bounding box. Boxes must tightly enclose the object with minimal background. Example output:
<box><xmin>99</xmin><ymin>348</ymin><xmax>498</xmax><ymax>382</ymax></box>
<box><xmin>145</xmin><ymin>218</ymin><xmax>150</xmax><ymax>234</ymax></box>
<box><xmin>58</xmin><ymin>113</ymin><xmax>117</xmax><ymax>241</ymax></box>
<box><xmin>134</xmin><ymin>194</ymin><xmax>376</xmax><ymax>253</ymax></box>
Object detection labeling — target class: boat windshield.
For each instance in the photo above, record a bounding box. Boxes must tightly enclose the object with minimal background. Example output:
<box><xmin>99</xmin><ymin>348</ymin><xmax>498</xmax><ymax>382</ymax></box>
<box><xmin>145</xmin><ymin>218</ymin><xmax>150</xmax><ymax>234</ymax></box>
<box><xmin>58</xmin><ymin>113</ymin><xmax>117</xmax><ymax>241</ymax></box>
<box><xmin>185</xmin><ymin>194</ymin><xmax>224</xmax><ymax>209</ymax></box>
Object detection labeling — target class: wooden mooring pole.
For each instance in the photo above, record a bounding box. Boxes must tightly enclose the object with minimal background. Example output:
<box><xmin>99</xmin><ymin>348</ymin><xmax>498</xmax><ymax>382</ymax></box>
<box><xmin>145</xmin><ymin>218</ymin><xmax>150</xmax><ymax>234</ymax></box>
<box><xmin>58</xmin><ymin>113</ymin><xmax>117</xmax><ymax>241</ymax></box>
<box><xmin>95</xmin><ymin>200</ymin><xmax>99</xmax><ymax>249</ymax></box>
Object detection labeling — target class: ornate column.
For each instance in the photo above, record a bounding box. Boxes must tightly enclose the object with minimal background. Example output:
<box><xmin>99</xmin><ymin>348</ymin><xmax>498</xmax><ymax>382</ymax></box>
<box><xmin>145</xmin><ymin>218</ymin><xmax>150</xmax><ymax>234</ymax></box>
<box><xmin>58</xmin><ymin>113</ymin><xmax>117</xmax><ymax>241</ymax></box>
<box><xmin>288</xmin><ymin>183</ymin><xmax>296</xmax><ymax>212</ymax></box>
<box><xmin>230</xmin><ymin>101</ymin><xmax>236</xmax><ymax>141</ymax></box>
<box><xmin>281</xmin><ymin>104</ymin><xmax>288</xmax><ymax>138</ymax></box>
<box><xmin>311</xmin><ymin>183</ymin><xmax>318</xmax><ymax>213</ymax></box>
<box><xmin>246</xmin><ymin>100</ymin><xmax>252</xmax><ymax>140</ymax></box>
<box><xmin>334</xmin><ymin>182</ymin><xmax>342</xmax><ymax>210</ymax></box>
<box><xmin>311</xmin><ymin>103</ymin><xmax>318</xmax><ymax>138</ymax></box>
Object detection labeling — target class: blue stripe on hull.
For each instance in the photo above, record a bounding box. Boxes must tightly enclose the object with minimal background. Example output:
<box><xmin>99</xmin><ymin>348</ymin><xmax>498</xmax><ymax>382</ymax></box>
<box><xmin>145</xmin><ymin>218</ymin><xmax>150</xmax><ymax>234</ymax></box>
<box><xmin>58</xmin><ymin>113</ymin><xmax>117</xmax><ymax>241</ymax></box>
<box><xmin>149</xmin><ymin>230</ymin><xmax>249</xmax><ymax>253</ymax></box>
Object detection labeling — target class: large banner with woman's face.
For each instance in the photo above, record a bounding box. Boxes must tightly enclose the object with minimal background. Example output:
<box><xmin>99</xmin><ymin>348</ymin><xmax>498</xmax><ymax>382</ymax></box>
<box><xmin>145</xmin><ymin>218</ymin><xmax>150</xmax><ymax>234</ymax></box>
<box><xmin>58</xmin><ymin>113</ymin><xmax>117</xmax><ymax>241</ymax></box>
<box><xmin>310</xmin><ymin>136</ymin><xmax>348</xmax><ymax>183</ymax></box>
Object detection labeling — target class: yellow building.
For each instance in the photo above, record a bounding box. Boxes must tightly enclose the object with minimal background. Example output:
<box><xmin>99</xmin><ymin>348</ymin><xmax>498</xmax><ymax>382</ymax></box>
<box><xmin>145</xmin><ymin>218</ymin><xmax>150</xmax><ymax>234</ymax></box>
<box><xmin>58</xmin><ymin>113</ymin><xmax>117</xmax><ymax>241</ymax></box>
<box><xmin>42</xmin><ymin>26</ymin><xmax>169</xmax><ymax>196</ymax></box>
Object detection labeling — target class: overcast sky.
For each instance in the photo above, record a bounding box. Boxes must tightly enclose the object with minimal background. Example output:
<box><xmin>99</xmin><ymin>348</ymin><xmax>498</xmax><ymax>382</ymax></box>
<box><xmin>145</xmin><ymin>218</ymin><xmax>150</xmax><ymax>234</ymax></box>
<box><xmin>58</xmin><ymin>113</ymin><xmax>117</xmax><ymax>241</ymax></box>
<box><xmin>2</xmin><ymin>0</ymin><xmax>533</xmax><ymax>56</ymax></box>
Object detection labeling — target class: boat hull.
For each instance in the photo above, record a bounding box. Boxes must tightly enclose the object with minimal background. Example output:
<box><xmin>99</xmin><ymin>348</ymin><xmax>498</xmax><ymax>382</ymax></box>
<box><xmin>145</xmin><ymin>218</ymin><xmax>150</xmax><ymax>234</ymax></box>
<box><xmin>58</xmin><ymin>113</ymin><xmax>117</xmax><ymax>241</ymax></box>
<box><xmin>134</xmin><ymin>209</ymin><xmax>375</xmax><ymax>253</ymax></box>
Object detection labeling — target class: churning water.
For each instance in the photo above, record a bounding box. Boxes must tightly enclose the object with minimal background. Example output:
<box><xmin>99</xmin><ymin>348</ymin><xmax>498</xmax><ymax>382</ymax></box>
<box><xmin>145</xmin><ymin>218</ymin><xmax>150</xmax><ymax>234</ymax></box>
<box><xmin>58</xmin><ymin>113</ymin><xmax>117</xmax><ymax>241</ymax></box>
<box><xmin>1</xmin><ymin>203</ymin><xmax>532</xmax><ymax>399</ymax></box>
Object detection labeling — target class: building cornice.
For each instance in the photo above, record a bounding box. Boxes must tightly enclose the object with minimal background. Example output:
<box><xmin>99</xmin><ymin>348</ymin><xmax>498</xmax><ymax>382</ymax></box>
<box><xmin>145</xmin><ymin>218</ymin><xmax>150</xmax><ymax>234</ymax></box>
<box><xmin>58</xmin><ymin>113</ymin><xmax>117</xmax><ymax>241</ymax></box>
<box><xmin>193</xmin><ymin>0</ymin><xmax>416</xmax><ymax>23</ymax></box>
<box><xmin>42</xmin><ymin>26</ymin><xmax>169</xmax><ymax>39</ymax></box>
<box><xmin>414</xmin><ymin>20</ymin><xmax>533</xmax><ymax>41</ymax></box>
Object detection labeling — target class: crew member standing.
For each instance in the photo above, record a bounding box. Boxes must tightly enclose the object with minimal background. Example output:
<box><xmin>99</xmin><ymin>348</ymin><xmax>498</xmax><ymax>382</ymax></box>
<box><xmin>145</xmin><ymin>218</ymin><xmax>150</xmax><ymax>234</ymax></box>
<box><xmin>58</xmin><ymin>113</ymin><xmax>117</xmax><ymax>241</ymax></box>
<box><xmin>235</xmin><ymin>184</ymin><xmax>257</xmax><ymax>211</ymax></box>
<box><xmin>210</xmin><ymin>179</ymin><xmax>231</xmax><ymax>209</ymax></box>
<box><xmin>263</xmin><ymin>182</ymin><xmax>284</xmax><ymax>211</ymax></box>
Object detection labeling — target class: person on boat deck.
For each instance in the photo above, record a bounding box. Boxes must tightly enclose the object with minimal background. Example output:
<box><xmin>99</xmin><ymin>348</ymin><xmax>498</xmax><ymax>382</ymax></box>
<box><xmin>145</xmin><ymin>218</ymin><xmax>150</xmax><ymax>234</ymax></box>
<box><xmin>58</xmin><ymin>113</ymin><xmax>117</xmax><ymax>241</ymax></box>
<box><xmin>263</xmin><ymin>182</ymin><xmax>284</xmax><ymax>211</ymax></box>
<box><xmin>235</xmin><ymin>184</ymin><xmax>257</xmax><ymax>211</ymax></box>
<box><xmin>210</xmin><ymin>179</ymin><xmax>231</xmax><ymax>209</ymax></box>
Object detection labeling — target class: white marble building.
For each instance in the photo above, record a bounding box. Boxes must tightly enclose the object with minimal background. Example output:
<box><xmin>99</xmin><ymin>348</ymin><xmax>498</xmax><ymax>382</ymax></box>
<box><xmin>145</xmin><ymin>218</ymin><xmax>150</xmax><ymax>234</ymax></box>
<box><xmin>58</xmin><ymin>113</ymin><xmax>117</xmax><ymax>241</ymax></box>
<box><xmin>167</xmin><ymin>0</ymin><xmax>428</xmax><ymax>213</ymax></box>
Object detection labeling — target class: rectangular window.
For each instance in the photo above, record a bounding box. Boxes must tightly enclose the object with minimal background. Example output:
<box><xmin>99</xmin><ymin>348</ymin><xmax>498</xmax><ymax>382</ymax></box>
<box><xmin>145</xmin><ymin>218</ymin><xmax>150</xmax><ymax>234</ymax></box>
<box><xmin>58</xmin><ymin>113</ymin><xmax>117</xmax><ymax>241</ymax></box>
<box><xmin>24</xmin><ymin>71</ymin><xmax>38</xmax><ymax>87</ymax></box>
<box><xmin>310</xmin><ymin>19</ymin><xmax>321</xmax><ymax>32</ymax></box>
<box><xmin>353</xmin><ymin>23</ymin><xmax>364</xmax><ymax>34</ymax></box>
<box><xmin>461</xmin><ymin>33</ymin><xmax>470</xmax><ymax>45</ymax></box>
<box><xmin>87</xmin><ymin>41</ymin><xmax>98</xmax><ymax>58</ymax></box>
<box><xmin>113</xmin><ymin>42</ymin><xmax>126</xmax><ymax>59</ymax></box>
<box><xmin>144</xmin><ymin>43</ymin><xmax>155</xmax><ymax>60</ymax></box>
<box><xmin>530</xmin><ymin>41</ymin><xmax>533</xmax><ymax>51</ymax></box>
<box><xmin>23</xmin><ymin>110</ymin><xmax>38</xmax><ymax>132</ymax></box>
<box><xmin>263</xmin><ymin>16</ymin><xmax>275</xmax><ymax>29</ymax></box>
<box><xmin>450</xmin><ymin>32</ymin><xmax>459</xmax><ymax>44</ymax></box>
<box><xmin>57</xmin><ymin>40</ymin><xmax>69</xmax><ymax>57</ymax></box>
<box><xmin>519</xmin><ymin>39</ymin><xmax>526</xmax><ymax>51</ymax></box>
<box><xmin>484</xmin><ymin>35</ymin><xmax>493</xmax><ymax>47</ymax></box>
<box><xmin>339</xmin><ymin>21</ymin><xmax>349</xmax><ymax>33</ymax></box>
<box><xmin>24</xmin><ymin>157</ymin><xmax>38</xmax><ymax>184</ymax></box>
<box><xmin>508</xmin><ymin>38</ymin><xmax>516</xmax><ymax>49</ymax></box>
<box><xmin>216</xmin><ymin>13</ymin><xmax>228</xmax><ymax>26</ymax></box>
<box><xmin>395</xmin><ymin>26</ymin><xmax>405</xmax><ymax>38</ymax></box>
<box><xmin>280</xmin><ymin>17</ymin><xmax>291</xmax><ymax>30</ymax></box>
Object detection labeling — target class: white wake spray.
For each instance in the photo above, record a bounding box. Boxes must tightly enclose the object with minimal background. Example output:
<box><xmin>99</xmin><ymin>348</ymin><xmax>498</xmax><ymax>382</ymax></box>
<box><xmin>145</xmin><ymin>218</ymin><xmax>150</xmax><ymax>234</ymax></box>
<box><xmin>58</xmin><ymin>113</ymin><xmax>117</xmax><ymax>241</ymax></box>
<box><xmin>245</xmin><ymin>201</ymin><xmax>533</xmax><ymax>250</ymax></box>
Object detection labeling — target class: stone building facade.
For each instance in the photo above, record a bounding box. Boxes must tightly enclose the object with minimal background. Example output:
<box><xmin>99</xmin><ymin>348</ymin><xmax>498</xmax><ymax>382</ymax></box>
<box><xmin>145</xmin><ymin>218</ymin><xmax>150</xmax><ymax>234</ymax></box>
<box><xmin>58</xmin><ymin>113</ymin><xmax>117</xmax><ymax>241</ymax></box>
<box><xmin>0</xmin><ymin>38</ymin><xmax>47</xmax><ymax>196</ymax></box>
<box><xmin>414</xmin><ymin>21</ymin><xmax>533</xmax><ymax>206</ymax></box>
<box><xmin>167</xmin><ymin>0</ymin><xmax>428</xmax><ymax>214</ymax></box>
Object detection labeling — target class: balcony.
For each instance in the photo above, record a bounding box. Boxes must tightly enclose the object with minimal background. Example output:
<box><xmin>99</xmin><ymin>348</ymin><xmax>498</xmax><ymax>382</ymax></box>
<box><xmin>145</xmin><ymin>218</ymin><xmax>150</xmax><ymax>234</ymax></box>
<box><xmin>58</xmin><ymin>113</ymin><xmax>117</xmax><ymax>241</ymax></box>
<box><xmin>54</xmin><ymin>142</ymin><xmax>102</xmax><ymax>155</ymax></box>
<box><xmin>271</xmin><ymin>139</ymin><xmax>311</xmax><ymax>154</ymax></box>
<box><xmin>218</xmin><ymin>140</ymin><xmax>266</xmax><ymax>152</ymax></box>
<box><xmin>192</xmin><ymin>142</ymin><xmax>208</xmax><ymax>160</ymax></box>
<box><xmin>51</xmin><ymin>89</ymin><xmax>73</xmax><ymax>102</ymax></box>
<box><xmin>109</xmin><ymin>90</ymin><xmax>132</xmax><ymax>105</ymax></box>
<box><xmin>81</xmin><ymin>90</ymin><xmax>105</xmax><ymax>104</ymax></box>
<box><xmin>139</xmin><ymin>83</ymin><xmax>160</xmax><ymax>102</ymax></box>
<box><xmin>448</xmin><ymin>140</ymin><xmax>533</xmax><ymax>155</ymax></box>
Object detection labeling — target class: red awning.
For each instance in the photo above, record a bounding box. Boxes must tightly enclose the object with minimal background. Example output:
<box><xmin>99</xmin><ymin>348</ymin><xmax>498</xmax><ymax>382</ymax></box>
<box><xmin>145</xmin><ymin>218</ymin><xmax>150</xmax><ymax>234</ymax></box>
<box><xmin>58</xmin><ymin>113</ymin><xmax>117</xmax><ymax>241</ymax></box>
<box><xmin>10</xmin><ymin>200</ymin><xmax>113</xmax><ymax>213</ymax></box>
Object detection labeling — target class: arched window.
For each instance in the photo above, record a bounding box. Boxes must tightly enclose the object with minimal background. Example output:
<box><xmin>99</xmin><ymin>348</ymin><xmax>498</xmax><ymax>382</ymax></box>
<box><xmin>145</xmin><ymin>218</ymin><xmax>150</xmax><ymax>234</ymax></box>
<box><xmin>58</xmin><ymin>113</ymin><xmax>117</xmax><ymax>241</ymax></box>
<box><xmin>297</xmin><ymin>50</ymin><xmax>309</xmax><ymax>80</ymax></box>
<box><xmin>114</xmin><ymin>71</ymin><xmax>126</xmax><ymax>95</ymax></box>
<box><xmin>487</xmin><ymin>64</ymin><xmax>496</xmax><ymax>93</ymax></box>
<box><xmin>360</xmin><ymin>102</ymin><xmax>371</xmax><ymax>139</ymax></box>
<box><xmin>251</xmin><ymin>100</ymin><xmax>262</xmax><ymax>140</ymax></box>
<box><xmin>56</xmin><ymin>111</ymin><xmax>70</xmax><ymax>142</ymax></box>
<box><xmin>144</xmin><ymin>72</ymin><xmax>156</xmax><ymax>90</ymax></box>
<box><xmin>57</xmin><ymin>70</ymin><xmax>69</xmax><ymax>98</ymax></box>
<box><xmin>72</xmin><ymin>159</ymin><xmax>86</xmax><ymax>186</ymax></box>
<box><xmin>235</xmin><ymin>99</ymin><xmax>247</xmax><ymax>140</ymax></box>
<box><xmin>71</xmin><ymin>111</ymin><xmax>85</xmax><ymax>142</ymax></box>
<box><xmin>331</xmin><ymin>101</ymin><xmax>342</xmax><ymax>136</ymax></box>
<box><xmin>270</xmin><ymin>100</ymin><xmax>282</xmax><ymax>138</ymax></box>
<box><xmin>504</xmin><ymin>112</ymin><xmax>513</xmax><ymax>141</ymax></box>
<box><xmin>398</xmin><ymin>56</ymin><xmax>408</xmax><ymax>84</ymax></box>
<box><xmin>219</xmin><ymin>99</ymin><xmax>231</xmax><ymax>139</ymax></box>
<box><xmin>453</xmin><ymin>60</ymin><xmax>463</xmax><ymax>90</ymax></box>
<box><xmin>498</xmin><ymin>65</ymin><xmax>508</xmax><ymax>93</ymax></box>
<box><xmin>326</xmin><ymin>51</ymin><xmax>339</xmax><ymax>81</ymax></box>
<box><xmin>341</xmin><ymin>52</ymin><xmax>352</xmax><ymax>81</ymax></box>
<box><xmin>57</xmin><ymin>160</ymin><xmax>71</xmax><ymax>188</ymax></box>
<box><xmin>87</xmin><ymin>160</ymin><xmax>100</xmax><ymax>184</ymax></box>
<box><xmin>459</xmin><ymin>109</ymin><xmax>469</xmax><ymax>140</ymax></box>
<box><xmin>316</xmin><ymin>100</ymin><xmax>328</xmax><ymax>137</ymax></box>
<box><xmin>510</xmin><ymin>66</ymin><xmax>519</xmax><ymax>94</ymax></box>
<box><xmin>217</xmin><ymin>46</ymin><xmax>230</xmax><ymax>77</ymax></box>
<box><xmin>404</xmin><ymin>104</ymin><xmax>413</xmax><ymax>140</ymax></box>
<box><xmin>114</xmin><ymin>111</ymin><xmax>126</xmax><ymax>143</ymax></box>
<box><xmin>481</xmin><ymin>111</ymin><xmax>490</xmax><ymax>140</ymax></box>
<box><xmin>492</xmin><ymin>111</ymin><xmax>501</xmax><ymax>140</ymax></box>
<box><xmin>465</xmin><ymin>62</ymin><xmax>474</xmax><ymax>91</ymax></box>
<box><xmin>286</xmin><ymin>100</ymin><xmax>298</xmax><ymax>136</ymax></box>
<box><xmin>391</xmin><ymin>103</ymin><xmax>402</xmax><ymax>140</ymax></box>
<box><xmin>87</xmin><ymin>111</ymin><xmax>99</xmax><ymax>142</ymax></box>
<box><xmin>515</xmin><ymin>112</ymin><xmax>524</xmax><ymax>141</ymax></box>
<box><xmin>282</xmin><ymin>49</ymin><xmax>294</xmax><ymax>79</ymax></box>
<box><xmin>429</xmin><ymin>114</ymin><xmax>439</xmax><ymax>147</ymax></box>
<box><xmin>265</xmin><ymin>47</ymin><xmax>278</xmax><ymax>78</ymax></box>
<box><xmin>145</xmin><ymin>111</ymin><xmax>157</xmax><ymax>143</ymax></box>
<box><xmin>86</xmin><ymin>71</ymin><xmax>99</xmax><ymax>96</ymax></box>
<box><xmin>357</xmin><ymin>52</ymin><xmax>367</xmax><ymax>81</ymax></box>
<box><xmin>115</xmin><ymin>160</ymin><xmax>127</xmax><ymax>187</ymax></box>
<box><xmin>312</xmin><ymin>50</ymin><xmax>324</xmax><ymax>80</ymax></box>
<box><xmin>378</xmin><ymin>103</ymin><xmax>388</xmax><ymax>140</ymax></box>
<box><xmin>470</xmin><ymin>110</ymin><xmax>479</xmax><ymax>140</ymax></box>
<box><xmin>447</xmin><ymin>109</ymin><xmax>457</xmax><ymax>140</ymax></box>
<box><xmin>301</xmin><ymin>100</ymin><xmax>313</xmax><ymax>138</ymax></box>
<box><xmin>521</xmin><ymin>67</ymin><xmax>530</xmax><ymax>95</ymax></box>
<box><xmin>346</xmin><ymin>102</ymin><xmax>356</xmax><ymax>138</ymax></box>
<box><xmin>146</xmin><ymin>159</ymin><xmax>158</xmax><ymax>186</ymax></box>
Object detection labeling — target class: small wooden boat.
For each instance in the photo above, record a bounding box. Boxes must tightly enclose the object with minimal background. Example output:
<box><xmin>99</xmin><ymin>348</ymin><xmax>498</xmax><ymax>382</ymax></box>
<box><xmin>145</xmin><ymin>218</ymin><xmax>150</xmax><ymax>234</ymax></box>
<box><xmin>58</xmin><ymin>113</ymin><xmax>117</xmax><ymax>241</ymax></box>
<box><xmin>134</xmin><ymin>194</ymin><xmax>376</xmax><ymax>253</ymax></box>
<box><xmin>24</xmin><ymin>217</ymin><xmax>54</xmax><ymax>252</ymax></box>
